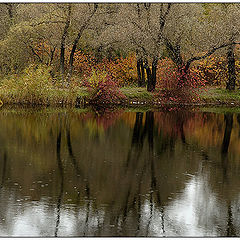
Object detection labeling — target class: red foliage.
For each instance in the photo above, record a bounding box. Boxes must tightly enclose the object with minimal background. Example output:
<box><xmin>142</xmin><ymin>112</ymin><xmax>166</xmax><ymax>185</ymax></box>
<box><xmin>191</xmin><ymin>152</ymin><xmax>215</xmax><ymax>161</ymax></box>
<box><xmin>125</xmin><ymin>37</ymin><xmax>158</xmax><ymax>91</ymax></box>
<box><xmin>155</xmin><ymin>58</ymin><xmax>206</xmax><ymax>104</ymax></box>
<box><xmin>82</xmin><ymin>71</ymin><xmax>126</xmax><ymax>105</ymax></box>
<box><xmin>82</xmin><ymin>109</ymin><xmax>124</xmax><ymax>131</ymax></box>
<box><xmin>154</xmin><ymin>111</ymin><xmax>198</xmax><ymax>139</ymax></box>
<box><xmin>95</xmin><ymin>109</ymin><xmax>124</xmax><ymax>130</ymax></box>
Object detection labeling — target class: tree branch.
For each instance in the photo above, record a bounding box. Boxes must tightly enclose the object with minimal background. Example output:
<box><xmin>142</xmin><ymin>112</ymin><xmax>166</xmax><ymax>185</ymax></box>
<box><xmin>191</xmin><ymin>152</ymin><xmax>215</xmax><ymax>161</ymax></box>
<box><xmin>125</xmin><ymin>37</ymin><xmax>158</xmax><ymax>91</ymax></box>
<box><xmin>186</xmin><ymin>41</ymin><xmax>240</xmax><ymax>70</ymax></box>
<box><xmin>157</xmin><ymin>3</ymin><xmax>172</xmax><ymax>44</ymax></box>
<box><xmin>29</xmin><ymin>45</ymin><xmax>43</xmax><ymax>63</ymax></box>
<box><xmin>160</xmin><ymin>3</ymin><xmax>172</xmax><ymax>32</ymax></box>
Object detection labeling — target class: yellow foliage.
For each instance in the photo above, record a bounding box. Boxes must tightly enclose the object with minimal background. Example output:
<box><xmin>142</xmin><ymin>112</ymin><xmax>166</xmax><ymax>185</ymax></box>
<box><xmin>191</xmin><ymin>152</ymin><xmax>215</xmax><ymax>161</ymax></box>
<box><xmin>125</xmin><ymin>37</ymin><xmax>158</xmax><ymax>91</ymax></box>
<box><xmin>192</xmin><ymin>56</ymin><xmax>240</xmax><ymax>87</ymax></box>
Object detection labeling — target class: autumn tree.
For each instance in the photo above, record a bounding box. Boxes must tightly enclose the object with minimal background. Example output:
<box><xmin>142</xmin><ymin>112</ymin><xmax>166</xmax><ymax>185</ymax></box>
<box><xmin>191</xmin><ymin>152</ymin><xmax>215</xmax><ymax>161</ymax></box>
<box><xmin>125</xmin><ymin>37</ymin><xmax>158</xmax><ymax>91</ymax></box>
<box><xmin>200</xmin><ymin>3</ymin><xmax>240</xmax><ymax>90</ymax></box>
<box><xmin>163</xmin><ymin>3</ymin><xmax>240</xmax><ymax>89</ymax></box>
<box><xmin>95</xmin><ymin>3</ymin><xmax>174</xmax><ymax>91</ymax></box>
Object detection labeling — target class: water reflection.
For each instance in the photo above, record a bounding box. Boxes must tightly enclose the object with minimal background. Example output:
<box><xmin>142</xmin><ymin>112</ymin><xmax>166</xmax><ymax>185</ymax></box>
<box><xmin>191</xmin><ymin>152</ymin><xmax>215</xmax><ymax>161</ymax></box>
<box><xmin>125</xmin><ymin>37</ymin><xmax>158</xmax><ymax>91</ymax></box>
<box><xmin>0</xmin><ymin>107</ymin><xmax>239</xmax><ymax>236</ymax></box>
<box><xmin>55</xmin><ymin>121</ymin><xmax>63</xmax><ymax>237</ymax></box>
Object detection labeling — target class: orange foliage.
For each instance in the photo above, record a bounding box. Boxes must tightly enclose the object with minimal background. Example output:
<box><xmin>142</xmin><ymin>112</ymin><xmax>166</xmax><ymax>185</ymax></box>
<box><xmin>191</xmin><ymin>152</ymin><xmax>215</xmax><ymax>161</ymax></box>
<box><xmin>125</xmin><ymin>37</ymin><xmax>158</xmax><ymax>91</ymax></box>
<box><xmin>66</xmin><ymin>50</ymin><xmax>138</xmax><ymax>87</ymax></box>
<box><xmin>192</xmin><ymin>56</ymin><xmax>240</xmax><ymax>87</ymax></box>
<box><xmin>33</xmin><ymin>42</ymin><xmax>240</xmax><ymax>90</ymax></box>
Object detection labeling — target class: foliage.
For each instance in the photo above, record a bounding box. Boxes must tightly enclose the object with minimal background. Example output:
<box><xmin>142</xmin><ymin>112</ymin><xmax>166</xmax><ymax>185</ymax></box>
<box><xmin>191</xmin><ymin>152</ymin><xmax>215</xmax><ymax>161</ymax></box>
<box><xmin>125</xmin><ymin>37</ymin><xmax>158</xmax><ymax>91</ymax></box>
<box><xmin>0</xmin><ymin>64</ymin><xmax>53</xmax><ymax>104</ymax></box>
<box><xmin>1</xmin><ymin>3</ymin><xmax>240</xmax><ymax>106</ymax></box>
<box><xmin>30</xmin><ymin>41</ymin><xmax>58</xmax><ymax>67</ymax></box>
<box><xmin>155</xmin><ymin>58</ymin><xmax>206</xmax><ymax>104</ymax></box>
<box><xmin>82</xmin><ymin>70</ymin><xmax>126</xmax><ymax>105</ymax></box>
<box><xmin>193</xmin><ymin>55</ymin><xmax>240</xmax><ymax>88</ymax></box>
<box><xmin>94</xmin><ymin>54</ymin><xmax>138</xmax><ymax>87</ymax></box>
<box><xmin>0</xmin><ymin>23</ymin><xmax>33</xmax><ymax>75</ymax></box>
<box><xmin>66</xmin><ymin>50</ymin><xmax>138</xmax><ymax>87</ymax></box>
<box><xmin>0</xmin><ymin>64</ymin><xmax>79</xmax><ymax>105</ymax></box>
<box><xmin>70</xmin><ymin>50</ymin><xmax>95</xmax><ymax>79</ymax></box>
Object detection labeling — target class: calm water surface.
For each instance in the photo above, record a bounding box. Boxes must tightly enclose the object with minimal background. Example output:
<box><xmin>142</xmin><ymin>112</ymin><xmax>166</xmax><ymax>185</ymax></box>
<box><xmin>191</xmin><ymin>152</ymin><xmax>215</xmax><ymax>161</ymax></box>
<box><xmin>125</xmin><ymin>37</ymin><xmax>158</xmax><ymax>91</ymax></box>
<box><xmin>0</xmin><ymin>107</ymin><xmax>239</xmax><ymax>237</ymax></box>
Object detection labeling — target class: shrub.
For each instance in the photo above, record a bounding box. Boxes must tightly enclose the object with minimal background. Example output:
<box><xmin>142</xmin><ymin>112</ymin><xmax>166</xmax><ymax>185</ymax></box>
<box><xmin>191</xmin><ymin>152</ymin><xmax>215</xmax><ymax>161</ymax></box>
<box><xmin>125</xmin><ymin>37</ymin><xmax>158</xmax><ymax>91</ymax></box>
<box><xmin>155</xmin><ymin>58</ymin><xmax>206</xmax><ymax>104</ymax></box>
<box><xmin>193</xmin><ymin>56</ymin><xmax>240</xmax><ymax>88</ymax></box>
<box><xmin>67</xmin><ymin>50</ymin><xmax>138</xmax><ymax>87</ymax></box>
<box><xmin>0</xmin><ymin>64</ymin><xmax>80</xmax><ymax>106</ymax></box>
<box><xmin>193</xmin><ymin>56</ymin><xmax>227</xmax><ymax>87</ymax></box>
<box><xmin>0</xmin><ymin>64</ymin><xmax>53</xmax><ymax>104</ymax></box>
<box><xmin>97</xmin><ymin>54</ymin><xmax>138</xmax><ymax>87</ymax></box>
<box><xmin>83</xmin><ymin>70</ymin><xmax>126</xmax><ymax>105</ymax></box>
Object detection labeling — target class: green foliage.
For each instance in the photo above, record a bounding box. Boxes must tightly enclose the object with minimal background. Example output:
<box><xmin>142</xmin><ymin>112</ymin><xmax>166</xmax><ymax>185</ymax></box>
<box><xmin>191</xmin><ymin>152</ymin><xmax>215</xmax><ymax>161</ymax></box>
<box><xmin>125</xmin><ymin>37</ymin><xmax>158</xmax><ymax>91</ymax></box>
<box><xmin>0</xmin><ymin>64</ymin><xmax>52</xmax><ymax>104</ymax></box>
<box><xmin>88</xmin><ymin>70</ymin><xmax>108</xmax><ymax>89</ymax></box>
<box><xmin>0</xmin><ymin>23</ymin><xmax>38</xmax><ymax>75</ymax></box>
<box><xmin>0</xmin><ymin>64</ymin><xmax>79</xmax><ymax>106</ymax></box>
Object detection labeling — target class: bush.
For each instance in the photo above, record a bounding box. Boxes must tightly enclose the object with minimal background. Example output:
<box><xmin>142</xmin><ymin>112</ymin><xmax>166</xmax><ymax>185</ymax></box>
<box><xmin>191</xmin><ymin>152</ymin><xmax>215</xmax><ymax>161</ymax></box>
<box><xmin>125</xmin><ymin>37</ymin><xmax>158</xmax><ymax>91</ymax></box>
<box><xmin>83</xmin><ymin>70</ymin><xmax>126</xmax><ymax>105</ymax></box>
<box><xmin>155</xmin><ymin>58</ymin><xmax>206</xmax><ymax>104</ymax></box>
<box><xmin>94</xmin><ymin>54</ymin><xmax>138</xmax><ymax>87</ymax></box>
<box><xmin>0</xmin><ymin>64</ymin><xmax>80</xmax><ymax>106</ymax></box>
<box><xmin>0</xmin><ymin>64</ymin><xmax>53</xmax><ymax>104</ymax></box>
<box><xmin>66</xmin><ymin>50</ymin><xmax>138</xmax><ymax>87</ymax></box>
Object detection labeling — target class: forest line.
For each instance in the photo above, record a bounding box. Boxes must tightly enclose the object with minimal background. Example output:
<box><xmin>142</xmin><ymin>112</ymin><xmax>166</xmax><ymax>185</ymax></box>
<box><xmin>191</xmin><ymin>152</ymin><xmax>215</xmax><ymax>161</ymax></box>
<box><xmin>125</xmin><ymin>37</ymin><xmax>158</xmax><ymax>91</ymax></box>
<box><xmin>0</xmin><ymin>3</ymin><xmax>240</xmax><ymax>106</ymax></box>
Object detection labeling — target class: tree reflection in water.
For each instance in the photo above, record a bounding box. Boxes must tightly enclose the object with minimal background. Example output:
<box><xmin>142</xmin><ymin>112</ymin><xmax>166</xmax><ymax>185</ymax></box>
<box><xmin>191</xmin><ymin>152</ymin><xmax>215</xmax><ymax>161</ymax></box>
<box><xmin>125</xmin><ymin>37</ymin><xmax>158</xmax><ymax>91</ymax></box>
<box><xmin>0</xmin><ymin>108</ymin><xmax>239</xmax><ymax>236</ymax></box>
<box><xmin>55</xmin><ymin>117</ymin><xmax>64</xmax><ymax>237</ymax></box>
<box><xmin>0</xmin><ymin>152</ymin><xmax>7</xmax><ymax>189</ymax></box>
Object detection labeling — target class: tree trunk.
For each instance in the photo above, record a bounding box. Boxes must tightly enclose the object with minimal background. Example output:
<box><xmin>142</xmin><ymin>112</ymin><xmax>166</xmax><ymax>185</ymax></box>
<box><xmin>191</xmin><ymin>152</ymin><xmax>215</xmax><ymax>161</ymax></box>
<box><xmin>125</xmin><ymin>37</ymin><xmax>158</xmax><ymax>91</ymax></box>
<box><xmin>140</xmin><ymin>59</ymin><xmax>145</xmax><ymax>86</ymax></box>
<box><xmin>145</xmin><ymin>60</ymin><xmax>153</xmax><ymax>92</ymax></box>
<box><xmin>226</xmin><ymin>44</ymin><xmax>236</xmax><ymax>90</ymax></box>
<box><xmin>66</xmin><ymin>28</ymin><xmax>84</xmax><ymax>84</ymax></box>
<box><xmin>5</xmin><ymin>3</ymin><xmax>14</xmax><ymax>26</ymax></box>
<box><xmin>107</xmin><ymin>47</ymin><xmax>114</xmax><ymax>61</ymax></box>
<box><xmin>66</xmin><ymin>4</ymin><xmax>98</xmax><ymax>84</ymax></box>
<box><xmin>145</xmin><ymin>57</ymin><xmax>157</xmax><ymax>92</ymax></box>
<box><xmin>60</xmin><ymin>4</ymin><xmax>71</xmax><ymax>84</ymax></box>
<box><xmin>96</xmin><ymin>45</ymin><xmax>103</xmax><ymax>63</ymax></box>
<box><xmin>221</xmin><ymin>113</ymin><xmax>233</xmax><ymax>154</ymax></box>
<box><xmin>152</xmin><ymin>57</ymin><xmax>158</xmax><ymax>90</ymax></box>
<box><xmin>165</xmin><ymin>40</ymin><xmax>183</xmax><ymax>68</ymax></box>
<box><xmin>137</xmin><ymin>58</ymin><xmax>145</xmax><ymax>87</ymax></box>
<box><xmin>137</xmin><ymin>58</ymin><xmax>142</xmax><ymax>87</ymax></box>
<box><xmin>49</xmin><ymin>47</ymin><xmax>56</xmax><ymax>66</ymax></box>
<box><xmin>165</xmin><ymin>39</ymin><xmax>189</xmax><ymax>87</ymax></box>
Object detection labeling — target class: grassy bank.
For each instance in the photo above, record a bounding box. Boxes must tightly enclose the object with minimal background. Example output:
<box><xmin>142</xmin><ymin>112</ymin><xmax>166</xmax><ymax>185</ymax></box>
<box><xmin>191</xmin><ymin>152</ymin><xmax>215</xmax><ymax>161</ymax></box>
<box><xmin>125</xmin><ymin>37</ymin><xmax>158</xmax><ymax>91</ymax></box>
<box><xmin>199</xmin><ymin>87</ymin><xmax>240</xmax><ymax>106</ymax></box>
<box><xmin>0</xmin><ymin>87</ymin><xmax>89</xmax><ymax>106</ymax></box>
<box><xmin>123</xmin><ymin>87</ymin><xmax>240</xmax><ymax>107</ymax></box>
<box><xmin>1</xmin><ymin>85</ymin><xmax>240</xmax><ymax>107</ymax></box>
<box><xmin>2</xmin><ymin>64</ymin><xmax>239</xmax><ymax>107</ymax></box>
<box><xmin>0</xmin><ymin>84</ymin><xmax>155</xmax><ymax>107</ymax></box>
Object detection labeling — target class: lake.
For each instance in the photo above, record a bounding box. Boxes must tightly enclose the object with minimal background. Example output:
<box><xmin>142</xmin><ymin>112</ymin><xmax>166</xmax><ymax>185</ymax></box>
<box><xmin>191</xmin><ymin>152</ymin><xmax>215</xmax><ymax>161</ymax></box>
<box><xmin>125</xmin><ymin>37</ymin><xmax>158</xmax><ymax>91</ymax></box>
<box><xmin>0</xmin><ymin>106</ymin><xmax>239</xmax><ymax>237</ymax></box>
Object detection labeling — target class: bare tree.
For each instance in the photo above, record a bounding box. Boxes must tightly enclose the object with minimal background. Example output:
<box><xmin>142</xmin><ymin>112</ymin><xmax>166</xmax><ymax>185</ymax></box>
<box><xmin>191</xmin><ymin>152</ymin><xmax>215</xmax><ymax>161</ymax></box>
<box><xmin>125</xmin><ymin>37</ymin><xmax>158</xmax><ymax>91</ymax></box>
<box><xmin>66</xmin><ymin>3</ymin><xmax>99</xmax><ymax>84</ymax></box>
<box><xmin>60</xmin><ymin>4</ymin><xmax>71</xmax><ymax>82</ymax></box>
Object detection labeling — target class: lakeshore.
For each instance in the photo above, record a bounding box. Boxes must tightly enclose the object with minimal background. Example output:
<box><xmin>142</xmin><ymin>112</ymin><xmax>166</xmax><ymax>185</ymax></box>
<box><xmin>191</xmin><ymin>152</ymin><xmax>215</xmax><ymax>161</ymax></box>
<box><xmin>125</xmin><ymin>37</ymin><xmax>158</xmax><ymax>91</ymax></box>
<box><xmin>1</xmin><ymin>86</ymin><xmax>240</xmax><ymax>108</ymax></box>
